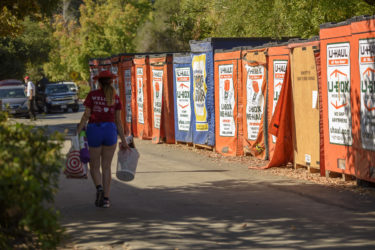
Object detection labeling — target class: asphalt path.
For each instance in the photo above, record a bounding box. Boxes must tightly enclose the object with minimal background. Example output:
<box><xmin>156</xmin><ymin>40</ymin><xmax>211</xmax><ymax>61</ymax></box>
<box><xmin>12</xmin><ymin>107</ymin><xmax>375</xmax><ymax>250</ymax></box>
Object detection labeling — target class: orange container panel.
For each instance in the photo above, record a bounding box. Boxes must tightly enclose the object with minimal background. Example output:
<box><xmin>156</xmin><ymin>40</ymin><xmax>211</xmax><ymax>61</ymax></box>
<box><xmin>320</xmin><ymin>20</ymin><xmax>354</xmax><ymax>176</ymax></box>
<box><xmin>214</xmin><ymin>48</ymin><xmax>242</xmax><ymax>156</ymax></box>
<box><xmin>241</xmin><ymin>48</ymin><xmax>268</xmax><ymax>159</ymax></box>
<box><xmin>267</xmin><ymin>44</ymin><xmax>289</xmax><ymax>160</ymax></box>
<box><xmin>149</xmin><ymin>54</ymin><xmax>175</xmax><ymax>144</ymax></box>
<box><xmin>350</xmin><ymin>16</ymin><xmax>375</xmax><ymax>182</ymax></box>
<box><xmin>119</xmin><ymin>54</ymin><xmax>136</xmax><ymax>136</ymax></box>
<box><xmin>133</xmin><ymin>55</ymin><xmax>152</xmax><ymax>140</ymax></box>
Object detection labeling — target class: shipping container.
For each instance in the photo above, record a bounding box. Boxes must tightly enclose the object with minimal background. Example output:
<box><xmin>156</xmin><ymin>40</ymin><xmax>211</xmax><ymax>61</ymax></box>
<box><xmin>173</xmin><ymin>53</ymin><xmax>193</xmax><ymax>143</ymax></box>
<box><xmin>149</xmin><ymin>54</ymin><xmax>175</xmax><ymax>144</ymax></box>
<box><xmin>133</xmin><ymin>55</ymin><xmax>152</xmax><ymax>140</ymax></box>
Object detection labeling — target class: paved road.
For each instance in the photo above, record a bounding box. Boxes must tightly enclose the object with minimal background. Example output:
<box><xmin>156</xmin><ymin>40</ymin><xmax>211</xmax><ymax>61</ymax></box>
<box><xmin>13</xmin><ymin>108</ymin><xmax>375</xmax><ymax>249</ymax></box>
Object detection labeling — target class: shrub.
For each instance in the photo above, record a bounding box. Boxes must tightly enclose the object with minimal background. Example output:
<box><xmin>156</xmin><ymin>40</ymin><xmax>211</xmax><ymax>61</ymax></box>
<box><xmin>0</xmin><ymin>112</ymin><xmax>64</xmax><ymax>249</ymax></box>
<box><xmin>77</xmin><ymin>81</ymin><xmax>91</xmax><ymax>100</ymax></box>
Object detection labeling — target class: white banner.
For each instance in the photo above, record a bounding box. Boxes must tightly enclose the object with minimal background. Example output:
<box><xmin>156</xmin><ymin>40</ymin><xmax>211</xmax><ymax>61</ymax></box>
<box><xmin>219</xmin><ymin>65</ymin><xmax>235</xmax><ymax>137</ymax></box>
<box><xmin>359</xmin><ymin>39</ymin><xmax>375</xmax><ymax>150</ymax></box>
<box><xmin>152</xmin><ymin>70</ymin><xmax>163</xmax><ymax>129</ymax></box>
<box><xmin>136</xmin><ymin>67</ymin><xmax>144</xmax><ymax>124</ymax></box>
<box><xmin>175</xmin><ymin>67</ymin><xmax>191</xmax><ymax>131</ymax></box>
<box><xmin>272</xmin><ymin>60</ymin><xmax>287</xmax><ymax>143</ymax></box>
<box><xmin>327</xmin><ymin>43</ymin><xmax>352</xmax><ymax>145</ymax></box>
<box><xmin>246</xmin><ymin>65</ymin><xmax>265</xmax><ymax>140</ymax></box>
<box><xmin>124</xmin><ymin>69</ymin><xmax>132</xmax><ymax>123</ymax></box>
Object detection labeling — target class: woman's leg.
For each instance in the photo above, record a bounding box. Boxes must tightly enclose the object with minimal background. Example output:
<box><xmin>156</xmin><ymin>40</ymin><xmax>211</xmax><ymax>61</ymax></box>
<box><xmin>89</xmin><ymin>146</ymin><xmax>102</xmax><ymax>187</ymax></box>
<box><xmin>101</xmin><ymin>144</ymin><xmax>117</xmax><ymax>198</ymax></box>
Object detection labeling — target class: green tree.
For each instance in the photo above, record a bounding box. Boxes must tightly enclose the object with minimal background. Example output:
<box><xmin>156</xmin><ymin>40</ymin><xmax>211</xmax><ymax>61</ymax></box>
<box><xmin>44</xmin><ymin>0</ymin><xmax>152</xmax><ymax>81</ymax></box>
<box><xmin>0</xmin><ymin>18</ymin><xmax>54</xmax><ymax>80</ymax></box>
<box><xmin>136</xmin><ymin>0</ymin><xmax>219</xmax><ymax>52</ymax></box>
<box><xmin>44</xmin><ymin>14</ymin><xmax>81</xmax><ymax>81</ymax></box>
<box><xmin>211</xmin><ymin>0</ymin><xmax>375</xmax><ymax>39</ymax></box>
<box><xmin>0</xmin><ymin>0</ymin><xmax>60</xmax><ymax>37</ymax></box>
<box><xmin>135</xmin><ymin>0</ymin><xmax>186</xmax><ymax>52</ymax></box>
<box><xmin>137</xmin><ymin>0</ymin><xmax>375</xmax><ymax>52</ymax></box>
<box><xmin>62</xmin><ymin>0</ymin><xmax>84</xmax><ymax>22</ymax></box>
<box><xmin>42</xmin><ymin>0</ymin><xmax>375</xmax><ymax>82</ymax></box>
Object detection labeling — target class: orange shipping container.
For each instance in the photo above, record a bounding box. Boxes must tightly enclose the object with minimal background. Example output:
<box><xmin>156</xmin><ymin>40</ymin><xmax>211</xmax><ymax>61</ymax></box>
<box><xmin>149</xmin><ymin>54</ymin><xmax>175</xmax><ymax>144</ymax></box>
<box><xmin>214</xmin><ymin>48</ymin><xmax>243</xmax><ymax>156</ymax></box>
<box><xmin>119</xmin><ymin>54</ymin><xmax>136</xmax><ymax>136</ymax></box>
<box><xmin>133</xmin><ymin>55</ymin><xmax>152</xmax><ymax>140</ymax></box>
<box><xmin>320</xmin><ymin>20</ymin><xmax>355</xmax><ymax>177</ymax></box>
<box><xmin>267</xmin><ymin>43</ymin><xmax>289</xmax><ymax>160</ymax></box>
<box><xmin>241</xmin><ymin>48</ymin><xmax>268</xmax><ymax>159</ymax></box>
<box><xmin>350</xmin><ymin>16</ymin><xmax>375</xmax><ymax>183</ymax></box>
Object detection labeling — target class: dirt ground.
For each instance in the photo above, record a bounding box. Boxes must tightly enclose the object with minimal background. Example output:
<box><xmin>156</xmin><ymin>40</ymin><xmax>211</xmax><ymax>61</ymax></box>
<box><xmin>164</xmin><ymin>142</ymin><xmax>375</xmax><ymax>198</ymax></box>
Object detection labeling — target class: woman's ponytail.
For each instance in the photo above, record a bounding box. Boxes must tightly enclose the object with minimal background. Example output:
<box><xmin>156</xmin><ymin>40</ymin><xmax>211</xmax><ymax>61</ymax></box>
<box><xmin>98</xmin><ymin>77</ymin><xmax>115</xmax><ymax>105</ymax></box>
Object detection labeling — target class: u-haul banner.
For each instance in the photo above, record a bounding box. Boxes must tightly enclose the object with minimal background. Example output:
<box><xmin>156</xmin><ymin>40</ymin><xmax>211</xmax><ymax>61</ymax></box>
<box><xmin>175</xmin><ymin>67</ymin><xmax>191</xmax><ymax>131</ymax></box>
<box><xmin>124</xmin><ymin>69</ymin><xmax>132</xmax><ymax>123</ymax></box>
<box><xmin>153</xmin><ymin>70</ymin><xmax>163</xmax><ymax>129</ymax></box>
<box><xmin>246</xmin><ymin>65</ymin><xmax>265</xmax><ymax>140</ymax></box>
<box><xmin>327</xmin><ymin>43</ymin><xmax>352</xmax><ymax>145</ymax></box>
<box><xmin>136</xmin><ymin>67</ymin><xmax>144</xmax><ymax>124</ymax></box>
<box><xmin>359</xmin><ymin>39</ymin><xmax>375</xmax><ymax>150</ymax></box>
<box><xmin>219</xmin><ymin>64</ymin><xmax>235</xmax><ymax>137</ymax></box>
<box><xmin>272</xmin><ymin>60</ymin><xmax>287</xmax><ymax>143</ymax></box>
<box><xmin>192</xmin><ymin>54</ymin><xmax>208</xmax><ymax>131</ymax></box>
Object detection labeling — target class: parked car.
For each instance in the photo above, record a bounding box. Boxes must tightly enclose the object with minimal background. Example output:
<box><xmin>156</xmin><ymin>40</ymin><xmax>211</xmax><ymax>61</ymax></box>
<box><xmin>62</xmin><ymin>81</ymin><xmax>79</xmax><ymax>93</ymax></box>
<box><xmin>36</xmin><ymin>83</ymin><xmax>79</xmax><ymax>113</ymax></box>
<box><xmin>0</xmin><ymin>79</ymin><xmax>24</xmax><ymax>87</ymax></box>
<box><xmin>0</xmin><ymin>85</ymin><xmax>29</xmax><ymax>117</ymax></box>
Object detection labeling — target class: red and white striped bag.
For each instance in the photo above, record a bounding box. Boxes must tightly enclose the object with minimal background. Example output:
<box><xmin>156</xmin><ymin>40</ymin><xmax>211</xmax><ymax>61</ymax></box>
<box><xmin>64</xmin><ymin>135</ymin><xmax>88</xmax><ymax>179</ymax></box>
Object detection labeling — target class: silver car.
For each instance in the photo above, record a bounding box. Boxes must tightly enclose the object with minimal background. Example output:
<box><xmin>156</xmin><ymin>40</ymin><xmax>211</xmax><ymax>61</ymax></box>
<box><xmin>0</xmin><ymin>85</ymin><xmax>29</xmax><ymax>117</ymax></box>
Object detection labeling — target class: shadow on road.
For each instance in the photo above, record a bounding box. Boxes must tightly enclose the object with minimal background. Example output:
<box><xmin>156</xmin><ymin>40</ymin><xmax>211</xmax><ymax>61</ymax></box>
<box><xmin>57</xmin><ymin>176</ymin><xmax>375</xmax><ymax>249</ymax></box>
<box><xmin>136</xmin><ymin>170</ymin><xmax>229</xmax><ymax>173</ymax></box>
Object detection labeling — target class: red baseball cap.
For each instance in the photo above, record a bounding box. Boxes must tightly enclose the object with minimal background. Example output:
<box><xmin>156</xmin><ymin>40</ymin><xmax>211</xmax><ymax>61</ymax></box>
<box><xmin>93</xmin><ymin>70</ymin><xmax>116</xmax><ymax>80</ymax></box>
<box><xmin>24</xmin><ymin>76</ymin><xmax>29</xmax><ymax>80</ymax></box>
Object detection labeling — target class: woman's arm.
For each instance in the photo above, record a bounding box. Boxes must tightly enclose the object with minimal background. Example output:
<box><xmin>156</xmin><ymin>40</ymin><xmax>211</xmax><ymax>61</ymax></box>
<box><xmin>77</xmin><ymin>108</ymin><xmax>91</xmax><ymax>134</ymax></box>
<box><xmin>115</xmin><ymin>110</ymin><xmax>129</xmax><ymax>149</ymax></box>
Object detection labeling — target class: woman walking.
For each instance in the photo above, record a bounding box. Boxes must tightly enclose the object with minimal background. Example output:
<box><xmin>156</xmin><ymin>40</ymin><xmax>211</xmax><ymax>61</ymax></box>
<box><xmin>77</xmin><ymin>70</ymin><xmax>129</xmax><ymax>208</ymax></box>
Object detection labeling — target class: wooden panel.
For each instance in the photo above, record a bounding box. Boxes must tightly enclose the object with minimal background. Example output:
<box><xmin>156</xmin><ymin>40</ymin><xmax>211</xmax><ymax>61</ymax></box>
<box><xmin>291</xmin><ymin>46</ymin><xmax>320</xmax><ymax>169</ymax></box>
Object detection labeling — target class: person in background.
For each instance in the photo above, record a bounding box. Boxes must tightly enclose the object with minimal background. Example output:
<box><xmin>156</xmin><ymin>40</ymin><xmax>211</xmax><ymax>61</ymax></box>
<box><xmin>77</xmin><ymin>70</ymin><xmax>129</xmax><ymax>208</ymax></box>
<box><xmin>37</xmin><ymin>73</ymin><xmax>49</xmax><ymax>92</ymax></box>
<box><xmin>24</xmin><ymin>76</ymin><xmax>36</xmax><ymax>120</ymax></box>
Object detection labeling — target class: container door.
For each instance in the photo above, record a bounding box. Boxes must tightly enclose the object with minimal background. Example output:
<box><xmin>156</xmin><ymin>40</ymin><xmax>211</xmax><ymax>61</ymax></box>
<box><xmin>291</xmin><ymin>45</ymin><xmax>321</xmax><ymax>170</ymax></box>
